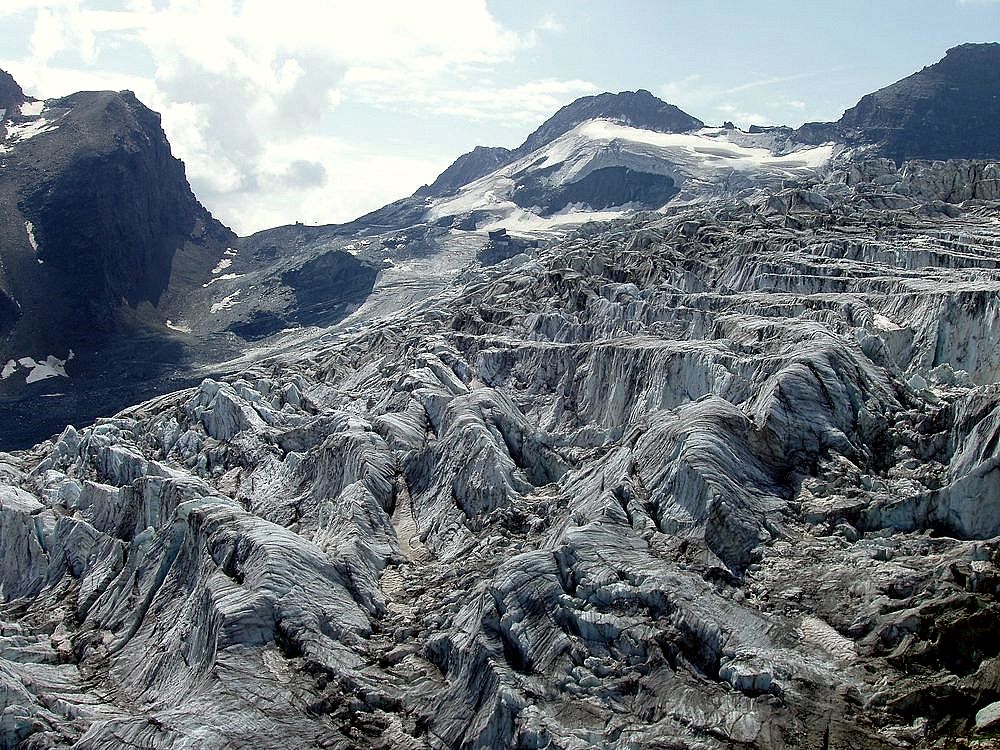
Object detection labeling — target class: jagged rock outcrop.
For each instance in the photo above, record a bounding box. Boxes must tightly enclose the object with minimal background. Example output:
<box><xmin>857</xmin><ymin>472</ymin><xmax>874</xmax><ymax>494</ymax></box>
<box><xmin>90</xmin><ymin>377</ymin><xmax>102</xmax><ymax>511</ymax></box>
<box><xmin>416</xmin><ymin>146</ymin><xmax>513</xmax><ymax>198</ymax></box>
<box><xmin>0</xmin><ymin>70</ymin><xmax>24</xmax><ymax>111</ymax></box>
<box><xmin>797</xmin><ymin>43</ymin><xmax>1000</xmax><ymax>162</ymax></box>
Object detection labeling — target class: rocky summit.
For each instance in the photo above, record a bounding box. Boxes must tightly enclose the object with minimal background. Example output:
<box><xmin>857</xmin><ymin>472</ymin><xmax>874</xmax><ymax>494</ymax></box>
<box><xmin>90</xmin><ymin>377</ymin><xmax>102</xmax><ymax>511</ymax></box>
<box><xmin>0</xmin><ymin>75</ymin><xmax>381</xmax><ymax>449</ymax></box>
<box><xmin>2</xmin><ymin>45</ymin><xmax>1000</xmax><ymax>750</ymax></box>
<box><xmin>797</xmin><ymin>43</ymin><xmax>1000</xmax><ymax>162</ymax></box>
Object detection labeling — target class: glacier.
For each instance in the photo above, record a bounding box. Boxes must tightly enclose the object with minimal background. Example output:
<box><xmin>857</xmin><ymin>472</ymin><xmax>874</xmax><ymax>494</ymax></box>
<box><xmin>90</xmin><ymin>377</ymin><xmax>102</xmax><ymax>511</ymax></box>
<box><xmin>3</xmin><ymin>162</ymin><xmax>1000</xmax><ymax>747</ymax></box>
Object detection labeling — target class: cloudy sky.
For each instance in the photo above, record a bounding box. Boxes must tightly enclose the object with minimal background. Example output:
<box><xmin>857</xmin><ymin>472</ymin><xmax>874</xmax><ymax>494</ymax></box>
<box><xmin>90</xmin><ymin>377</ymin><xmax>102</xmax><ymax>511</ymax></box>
<box><xmin>1</xmin><ymin>0</ymin><xmax>998</xmax><ymax>234</ymax></box>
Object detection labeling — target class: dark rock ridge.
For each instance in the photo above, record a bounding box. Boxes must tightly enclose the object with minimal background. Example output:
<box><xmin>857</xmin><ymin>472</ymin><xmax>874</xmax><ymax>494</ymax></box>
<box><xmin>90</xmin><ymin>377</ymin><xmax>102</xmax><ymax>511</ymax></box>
<box><xmin>0</xmin><ymin>73</ymin><xmax>236</xmax><ymax>448</ymax></box>
<box><xmin>0</xmin><ymin>69</ymin><xmax>24</xmax><ymax>111</ymax></box>
<box><xmin>415</xmin><ymin>145</ymin><xmax>512</xmax><ymax>197</ymax></box>
<box><xmin>15</xmin><ymin>90</ymin><xmax>233</xmax><ymax>326</ymax></box>
<box><xmin>797</xmin><ymin>43</ymin><xmax>1000</xmax><ymax>161</ymax></box>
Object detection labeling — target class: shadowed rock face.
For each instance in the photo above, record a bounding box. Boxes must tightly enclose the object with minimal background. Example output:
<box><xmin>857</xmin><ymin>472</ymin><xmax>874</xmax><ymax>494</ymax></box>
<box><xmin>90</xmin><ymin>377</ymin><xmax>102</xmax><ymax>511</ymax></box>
<box><xmin>282</xmin><ymin>250</ymin><xmax>381</xmax><ymax>327</ymax></box>
<box><xmin>16</xmin><ymin>91</ymin><xmax>229</xmax><ymax>323</ymax></box>
<box><xmin>797</xmin><ymin>43</ymin><xmax>1000</xmax><ymax>162</ymax></box>
<box><xmin>0</xmin><ymin>78</ymin><xmax>237</xmax><ymax>335</ymax></box>
<box><xmin>839</xmin><ymin>43</ymin><xmax>1000</xmax><ymax>161</ymax></box>
<box><xmin>0</xmin><ymin>77</ymin><xmax>238</xmax><ymax>449</ymax></box>
<box><xmin>0</xmin><ymin>70</ymin><xmax>24</xmax><ymax>110</ymax></box>
<box><xmin>511</xmin><ymin>165</ymin><xmax>679</xmax><ymax>213</ymax></box>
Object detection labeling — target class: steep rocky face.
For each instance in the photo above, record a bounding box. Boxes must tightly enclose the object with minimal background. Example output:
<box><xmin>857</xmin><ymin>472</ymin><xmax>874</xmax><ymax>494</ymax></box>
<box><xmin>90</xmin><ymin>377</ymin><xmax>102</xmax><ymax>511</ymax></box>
<box><xmin>0</xmin><ymin>70</ymin><xmax>24</xmax><ymax>111</ymax></box>
<box><xmin>798</xmin><ymin>43</ymin><xmax>1000</xmax><ymax>161</ymax></box>
<box><xmin>0</xmin><ymin>75</ymin><xmax>237</xmax><ymax>448</ymax></box>
<box><xmin>2</xmin><ymin>166</ymin><xmax>1000</xmax><ymax>748</ymax></box>
<box><xmin>415</xmin><ymin>145</ymin><xmax>513</xmax><ymax>197</ymax></box>
<box><xmin>511</xmin><ymin>164</ymin><xmax>679</xmax><ymax>213</ymax></box>
<box><xmin>15</xmin><ymin>91</ymin><xmax>231</xmax><ymax>325</ymax></box>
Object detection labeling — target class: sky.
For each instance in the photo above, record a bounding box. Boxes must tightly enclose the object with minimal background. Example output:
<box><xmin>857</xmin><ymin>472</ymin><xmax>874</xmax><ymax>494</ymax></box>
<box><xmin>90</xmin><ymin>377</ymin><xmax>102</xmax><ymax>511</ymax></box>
<box><xmin>1</xmin><ymin>1</ymin><xmax>998</xmax><ymax>235</ymax></box>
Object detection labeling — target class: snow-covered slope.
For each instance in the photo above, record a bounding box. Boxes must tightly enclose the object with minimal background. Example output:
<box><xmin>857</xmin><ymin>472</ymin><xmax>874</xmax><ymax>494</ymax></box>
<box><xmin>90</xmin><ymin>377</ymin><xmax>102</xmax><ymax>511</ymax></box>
<box><xmin>426</xmin><ymin>120</ymin><xmax>838</xmax><ymax>233</ymax></box>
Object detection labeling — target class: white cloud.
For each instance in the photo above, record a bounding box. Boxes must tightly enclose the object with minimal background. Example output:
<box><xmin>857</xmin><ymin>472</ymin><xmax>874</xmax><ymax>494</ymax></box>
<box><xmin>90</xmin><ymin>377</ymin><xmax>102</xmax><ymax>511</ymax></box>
<box><xmin>0</xmin><ymin>0</ymin><xmax>588</xmax><ymax>234</ymax></box>
<box><xmin>29</xmin><ymin>9</ymin><xmax>66</xmax><ymax>62</ymax></box>
<box><xmin>0</xmin><ymin>61</ymin><xmax>157</xmax><ymax>101</ymax></box>
<box><xmin>213</xmin><ymin>132</ymin><xmax>446</xmax><ymax>232</ymax></box>
<box><xmin>346</xmin><ymin>74</ymin><xmax>598</xmax><ymax>124</ymax></box>
<box><xmin>0</xmin><ymin>0</ymin><xmax>76</xmax><ymax>16</ymax></box>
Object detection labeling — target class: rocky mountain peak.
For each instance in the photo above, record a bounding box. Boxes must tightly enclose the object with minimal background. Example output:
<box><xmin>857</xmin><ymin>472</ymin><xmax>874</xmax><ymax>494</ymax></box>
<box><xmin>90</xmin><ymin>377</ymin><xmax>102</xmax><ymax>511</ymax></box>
<box><xmin>517</xmin><ymin>88</ymin><xmax>704</xmax><ymax>156</ymax></box>
<box><xmin>416</xmin><ymin>89</ymin><xmax>704</xmax><ymax>198</ymax></box>
<box><xmin>415</xmin><ymin>144</ymin><xmax>513</xmax><ymax>197</ymax></box>
<box><xmin>833</xmin><ymin>42</ymin><xmax>1000</xmax><ymax>161</ymax></box>
<box><xmin>0</xmin><ymin>85</ymin><xmax>236</xmax><ymax>445</ymax></box>
<box><xmin>941</xmin><ymin>40</ymin><xmax>1000</xmax><ymax>63</ymax></box>
<box><xmin>0</xmin><ymin>68</ymin><xmax>25</xmax><ymax>110</ymax></box>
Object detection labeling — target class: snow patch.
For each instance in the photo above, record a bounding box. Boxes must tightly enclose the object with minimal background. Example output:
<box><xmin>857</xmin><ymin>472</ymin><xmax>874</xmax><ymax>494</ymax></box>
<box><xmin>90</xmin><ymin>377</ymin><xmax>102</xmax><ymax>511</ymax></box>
<box><xmin>4</xmin><ymin>118</ymin><xmax>59</xmax><ymax>143</ymax></box>
<box><xmin>11</xmin><ymin>351</ymin><xmax>74</xmax><ymax>384</ymax></box>
<box><xmin>224</xmin><ymin>247</ymin><xmax>238</xmax><ymax>256</ymax></box>
<box><xmin>426</xmin><ymin>117</ymin><xmax>836</xmax><ymax>228</ymax></box>
<box><xmin>481</xmin><ymin>205</ymin><xmax>626</xmax><ymax>233</ymax></box>
<box><xmin>202</xmin><ymin>272</ymin><xmax>244</xmax><ymax>288</ymax></box>
<box><xmin>24</xmin><ymin>221</ymin><xmax>38</xmax><ymax>253</ymax></box>
<box><xmin>165</xmin><ymin>319</ymin><xmax>192</xmax><ymax>333</ymax></box>
<box><xmin>20</xmin><ymin>100</ymin><xmax>44</xmax><ymax>117</ymax></box>
<box><xmin>211</xmin><ymin>257</ymin><xmax>233</xmax><ymax>274</ymax></box>
<box><xmin>873</xmin><ymin>313</ymin><xmax>905</xmax><ymax>331</ymax></box>
<box><xmin>211</xmin><ymin>290</ymin><xmax>242</xmax><ymax>313</ymax></box>
<box><xmin>574</xmin><ymin>120</ymin><xmax>835</xmax><ymax>170</ymax></box>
